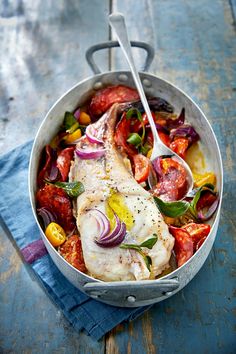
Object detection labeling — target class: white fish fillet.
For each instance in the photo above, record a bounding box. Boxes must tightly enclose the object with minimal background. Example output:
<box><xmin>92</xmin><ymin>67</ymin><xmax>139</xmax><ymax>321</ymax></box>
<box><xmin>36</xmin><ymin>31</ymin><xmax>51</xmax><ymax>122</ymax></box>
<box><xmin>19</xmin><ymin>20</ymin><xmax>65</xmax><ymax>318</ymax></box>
<box><xmin>69</xmin><ymin>104</ymin><xmax>174</xmax><ymax>281</ymax></box>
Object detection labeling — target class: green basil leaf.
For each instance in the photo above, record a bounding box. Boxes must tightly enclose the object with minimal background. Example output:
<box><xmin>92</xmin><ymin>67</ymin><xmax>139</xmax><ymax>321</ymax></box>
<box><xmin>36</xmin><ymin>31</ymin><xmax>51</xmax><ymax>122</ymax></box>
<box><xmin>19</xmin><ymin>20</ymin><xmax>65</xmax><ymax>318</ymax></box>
<box><xmin>189</xmin><ymin>183</ymin><xmax>216</xmax><ymax>215</ymax></box>
<box><xmin>142</xmin><ymin>255</ymin><xmax>152</xmax><ymax>271</ymax></box>
<box><xmin>127</xmin><ymin>133</ymin><xmax>142</xmax><ymax>147</ymax></box>
<box><xmin>53</xmin><ymin>181</ymin><xmax>85</xmax><ymax>198</ymax></box>
<box><xmin>64</xmin><ymin>112</ymin><xmax>77</xmax><ymax>130</ymax></box>
<box><xmin>119</xmin><ymin>243</ymin><xmax>141</xmax><ymax>251</ymax></box>
<box><xmin>126</xmin><ymin>108</ymin><xmax>145</xmax><ymax>141</ymax></box>
<box><xmin>154</xmin><ymin>196</ymin><xmax>190</xmax><ymax>217</ymax></box>
<box><xmin>139</xmin><ymin>234</ymin><xmax>158</xmax><ymax>249</ymax></box>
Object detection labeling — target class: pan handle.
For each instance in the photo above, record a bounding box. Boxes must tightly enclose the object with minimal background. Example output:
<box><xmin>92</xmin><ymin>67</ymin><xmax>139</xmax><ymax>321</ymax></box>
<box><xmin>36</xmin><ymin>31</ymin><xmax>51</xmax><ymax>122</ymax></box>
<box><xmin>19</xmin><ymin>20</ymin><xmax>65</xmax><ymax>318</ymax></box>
<box><xmin>83</xmin><ymin>277</ymin><xmax>179</xmax><ymax>307</ymax></box>
<box><xmin>86</xmin><ymin>40</ymin><xmax>155</xmax><ymax>74</ymax></box>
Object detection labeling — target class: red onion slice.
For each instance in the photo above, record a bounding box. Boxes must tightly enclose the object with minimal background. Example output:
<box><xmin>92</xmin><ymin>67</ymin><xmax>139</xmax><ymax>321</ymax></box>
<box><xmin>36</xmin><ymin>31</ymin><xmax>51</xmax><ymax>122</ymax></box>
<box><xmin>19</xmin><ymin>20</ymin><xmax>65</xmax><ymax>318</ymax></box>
<box><xmin>197</xmin><ymin>197</ymin><xmax>219</xmax><ymax>221</ymax></box>
<box><xmin>86</xmin><ymin>125</ymin><xmax>104</xmax><ymax>145</ymax></box>
<box><xmin>37</xmin><ymin>207</ymin><xmax>57</xmax><ymax>228</ymax></box>
<box><xmin>88</xmin><ymin>209</ymin><xmax>110</xmax><ymax>238</ymax></box>
<box><xmin>74</xmin><ymin>108</ymin><xmax>81</xmax><ymax>121</ymax></box>
<box><xmin>95</xmin><ymin>222</ymin><xmax>126</xmax><ymax>248</ymax></box>
<box><xmin>75</xmin><ymin>146</ymin><xmax>106</xmax><ymax>160</ymax></box>
<box><xmin>89</xmin><ymin>209</ymin><xmax>126</xmax><ymax>248</ymax></box>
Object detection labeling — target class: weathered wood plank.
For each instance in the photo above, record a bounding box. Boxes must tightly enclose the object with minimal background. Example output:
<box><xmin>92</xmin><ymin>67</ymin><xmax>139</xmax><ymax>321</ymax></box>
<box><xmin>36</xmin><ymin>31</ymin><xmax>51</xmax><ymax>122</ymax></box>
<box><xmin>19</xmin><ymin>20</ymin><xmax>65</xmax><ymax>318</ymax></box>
<box><xmin>0</xmin><ymin>0</ymin><xmax>109</xmax><ymax>352</ymax></box>
<box><xmin>0</xmin><ymin>0</ymin><xmax>110</xmax><ymax>155</ymax></box>
<box><xmin>108</xmin><ymin>0</ymin><xmax>236</xmax><ymax>353</ymax></box>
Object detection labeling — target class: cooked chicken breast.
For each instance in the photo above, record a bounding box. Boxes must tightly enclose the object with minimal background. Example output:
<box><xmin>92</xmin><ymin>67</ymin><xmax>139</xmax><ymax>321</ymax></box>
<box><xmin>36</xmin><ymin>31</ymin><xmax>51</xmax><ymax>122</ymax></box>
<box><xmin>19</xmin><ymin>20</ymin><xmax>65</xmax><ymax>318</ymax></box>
<box><xmin>69</xmin><ymin>104</ymin><xmax>174</xmax><ymax>281</ymax></box>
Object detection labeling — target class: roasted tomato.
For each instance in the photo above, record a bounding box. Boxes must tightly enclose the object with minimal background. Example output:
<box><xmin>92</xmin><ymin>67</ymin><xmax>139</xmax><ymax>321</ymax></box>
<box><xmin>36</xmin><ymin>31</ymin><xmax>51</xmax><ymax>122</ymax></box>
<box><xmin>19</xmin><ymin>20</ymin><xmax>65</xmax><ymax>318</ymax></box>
<box><xmin>158</xmin><ymin>131</ymin><xmax>171</xmax><ymax>147</ymax></box>
<box><xmin>36</xmin><ymin>184</ymin><xmax>76</xmax><ymax>233</ymax></box>
<box><xmin>56</xmin><ymin>147</ymin><xmax>75</xmax><ymax>182</ymax></box>
<box><xmin>169</xmin><ymin>226</ymin><xmax>194</xmax><ymax>267</ymax></box>
<box><xmin>114</xmin><ymin>112</ymin><xmax>137</xmax><ymax>157</ymax></box>
<box><xmin>89</xmin><ymin>85</ymin><xmax>139</xmax><ymax>117</ymax></box>
<box><xmin>182</xmin><ymin>222</ymin><xmax>211</xmax><ymax>249</ymax></box>
<box><xmin>152</xmin><ymin>157</ymin><xmax>188</xmax><ymax>201</ymax></box>
<box><xmin>133</xmin><ymin>154</ymin><xmax>150</xmax><ymax>183</ymax></box>
<box><xmin>59</xmin><ymin>235</ymin><xmax>86</xmax><ymax>272</ymax></box>
<box><xmin>170</xmin><ymin>138</ymin><xmax>189</xmax><ymax>160</ymax></box>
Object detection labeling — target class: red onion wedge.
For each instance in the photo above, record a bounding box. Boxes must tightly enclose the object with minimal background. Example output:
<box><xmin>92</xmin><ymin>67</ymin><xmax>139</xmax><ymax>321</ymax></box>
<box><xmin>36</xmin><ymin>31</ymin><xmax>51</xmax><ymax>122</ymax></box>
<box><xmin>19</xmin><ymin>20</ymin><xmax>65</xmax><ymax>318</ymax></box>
<box><xmin>37</xmin><ymin>207</ymin><xmax>57</xmax><ymax>229</ymax></box>
<box><xmin>74</xmin><ymin>108</ymin><xmax>81</xmax><ymax>121</ymax></box>
<box><xmin>86</xmin><ymin>124</ymin><xmax>104</xmax><ymax>145</ymax></box>
<box><xmin>88</xmin><ymin>209</ymin><xmax>110</xmax><ymax>239</ymax></box>
<box><xmin>197</xmin><ymin>197</ymin><xmax>219</xmax><ymax>221</ymax></box>
<box><xmin>89</xmin><ymin>209</ymin><xmax>126</xmax><ymax>248</ymax></box>
<box><xmin>75</xmin><ymin>145</ymin><xmax>106</xmax><ymax>160</ymax></box>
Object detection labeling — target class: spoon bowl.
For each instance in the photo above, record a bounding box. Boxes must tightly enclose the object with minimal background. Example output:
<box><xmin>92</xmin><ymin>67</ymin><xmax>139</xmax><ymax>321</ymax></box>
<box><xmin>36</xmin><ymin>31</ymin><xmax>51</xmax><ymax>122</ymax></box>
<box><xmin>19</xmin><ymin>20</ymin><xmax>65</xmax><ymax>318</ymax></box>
<box><xmin>109</xmin><ymin>13</ymin><xmax>193</xmax><ymax>196</ymax></box>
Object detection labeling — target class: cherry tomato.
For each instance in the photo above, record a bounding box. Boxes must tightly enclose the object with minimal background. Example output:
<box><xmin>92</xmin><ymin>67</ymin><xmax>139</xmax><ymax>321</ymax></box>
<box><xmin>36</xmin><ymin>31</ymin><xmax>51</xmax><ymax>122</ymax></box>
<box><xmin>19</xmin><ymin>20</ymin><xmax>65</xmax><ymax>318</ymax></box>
<box><xmin>114</xmin><ymin>112</ymin><xmax>137</xmax><ymax>157</ymax></box>
<box><xmin>182</xmin><ymin>223</ymin><xmax>210</xmax><ymax>241</ymax></box>
<box><xmin>56</xmin><ymin>147</ymin><xmax>75</xmax><ymax>182</ymax></box>
<box><xmin>89</xmin><ymin>85</ymin><xmax>139</xmax><ymax>117</ymax></box>
<box><xmin>60</xmin><ymin>235</ymin><xmax>86</xmax><ymax>272</ymax></box>
<box><xmin>169</xmin><ymin>226</ymin><xmax>194</xmax><ymax>267</ymax></box>
<box><xmin>36</xmin><ymin>184</ymin><xmax>76</xmax><ymax>233</ymax></box>
<box><xmin>133</xmin><ymin>154</ymin><xmax>150</xmax><ymax>183</ymax></box>
<box><xmin>182</xmin><ymin>223</ymin><xmax>210</xmax><ymax>249</ymax></box>
<box><xmin>170</xmin><ymin>138</ymin><xmax>189</xmax><ymax>160</ymax></box>
<box><xmin>152</xmin><ymin>158</ymin><xmax>188</xmax><ymax>201</ymax></box>
<box><xmin>45</xmin><ymin>222</ymin><xmax>66</xmax><ymax>247</ymax></box>
<box><xmin>158</xmin><ymin>131</ymin><xmax>171</xmax><ymax>147</ymax></box>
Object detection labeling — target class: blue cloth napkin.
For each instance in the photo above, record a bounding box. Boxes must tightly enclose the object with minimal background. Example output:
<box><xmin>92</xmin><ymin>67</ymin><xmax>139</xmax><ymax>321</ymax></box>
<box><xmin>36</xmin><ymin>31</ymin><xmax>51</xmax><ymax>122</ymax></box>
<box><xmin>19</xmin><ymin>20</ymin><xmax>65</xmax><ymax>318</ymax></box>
<box><xmin>0</xmin><ymin>141</ymin><xmax>150</xmax><ymax>340</ymax></box>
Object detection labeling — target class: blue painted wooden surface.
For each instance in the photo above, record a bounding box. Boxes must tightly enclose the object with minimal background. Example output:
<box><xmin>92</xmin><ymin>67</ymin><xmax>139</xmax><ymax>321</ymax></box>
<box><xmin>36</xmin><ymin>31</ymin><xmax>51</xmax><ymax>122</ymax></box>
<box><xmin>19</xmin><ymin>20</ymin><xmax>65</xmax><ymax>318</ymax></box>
<box><xmin>0</xmin><ymin>0</ymin><xmax>235</xmax><ymax>353</ymax></box>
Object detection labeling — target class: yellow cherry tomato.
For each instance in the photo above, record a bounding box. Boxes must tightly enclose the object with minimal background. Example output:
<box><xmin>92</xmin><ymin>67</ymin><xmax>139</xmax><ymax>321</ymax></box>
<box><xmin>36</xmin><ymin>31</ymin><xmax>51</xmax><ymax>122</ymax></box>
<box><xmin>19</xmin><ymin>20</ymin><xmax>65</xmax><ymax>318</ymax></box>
<box><xmin>193</xmin><ymin>172</ymin><xmax>216</xmax><ymax>188</ymax></box>
<box><xmin>79</xmin><ymin>112</ymin><xmax>91</xmax><ymax>125</ymax></box>
<box><xmin>64</xmin><ymin>128</ymin><xmax>82</xmax><ymax>144</ymax></box>
<box><xmin>45</xmin><ymin>222</ymin><xmax>66</xmax><ymax>247</ymax></box>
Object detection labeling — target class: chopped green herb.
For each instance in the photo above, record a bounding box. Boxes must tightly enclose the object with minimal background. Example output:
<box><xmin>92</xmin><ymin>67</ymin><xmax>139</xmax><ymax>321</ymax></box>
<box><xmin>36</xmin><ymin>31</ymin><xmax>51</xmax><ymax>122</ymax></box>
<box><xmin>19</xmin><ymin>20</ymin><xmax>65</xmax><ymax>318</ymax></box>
<box><xmin>127</xmin><ymin>133</ymin><xmax>142</xmax><ymax>147</ymax></box>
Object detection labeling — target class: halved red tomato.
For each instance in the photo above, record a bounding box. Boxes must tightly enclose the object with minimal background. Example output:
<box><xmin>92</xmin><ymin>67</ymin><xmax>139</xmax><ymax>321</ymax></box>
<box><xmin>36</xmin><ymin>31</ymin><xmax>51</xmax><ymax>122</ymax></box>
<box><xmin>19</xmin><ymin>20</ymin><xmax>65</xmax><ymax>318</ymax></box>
<box><xmin>158</xmin><ymin>131</ymin><xmax>171</xmax><ymax>147</ymax></box>
<box><xmin>152</xmin><ymin>158</ymin><xmax>188</xmax><ymax>201</ymax></box>
<box><xmin>182</xmin><ymin>222</ymin><xmax>211</xmax><ymax>248</ymax></box>
<box><xmin>170</xmin><ymin>138</ymin><xmax>189</xmax><ymax>160</ymax></box>
<box><xmin>56</xmin><ymin>147</ymin><xmax>75</xmax><ymax>182</ymax></box>
<box><xmin>133</xmin><ymin>154</ymin><xmax>150</xmax><ymax>183</ymax></box>
<box><xmin>169</xmin><ymin>226</ymin><xmax>194</xmax><ymax>267</ymax></box>
<box><xmin>89</xmin><ymin>85</ymin><xmax>139</xmax><ymax>117</ymax></box>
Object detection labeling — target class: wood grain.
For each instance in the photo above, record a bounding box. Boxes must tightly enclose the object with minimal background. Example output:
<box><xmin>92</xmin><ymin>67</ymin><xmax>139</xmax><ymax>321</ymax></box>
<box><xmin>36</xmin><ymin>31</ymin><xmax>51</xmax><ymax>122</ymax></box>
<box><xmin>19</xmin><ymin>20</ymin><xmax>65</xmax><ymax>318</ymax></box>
<box><xmin>107</xmin><ymin>0</ymin><xmax>236</xmax><ymax>353</ymax></box>
<box><xmin>0</xmin><ymin>0</ymin><xmax>235</xmax><ymax>353</ymax></box>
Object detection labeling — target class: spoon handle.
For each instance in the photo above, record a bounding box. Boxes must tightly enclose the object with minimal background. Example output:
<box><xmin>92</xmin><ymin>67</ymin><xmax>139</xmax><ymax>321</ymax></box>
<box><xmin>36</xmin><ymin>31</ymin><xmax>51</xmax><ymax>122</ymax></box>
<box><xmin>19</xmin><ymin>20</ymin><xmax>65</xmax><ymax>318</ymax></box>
<box><xmin>109</xmin><ymin>13</ymin><xmax>160</xmax><ymax>145</ymax></box>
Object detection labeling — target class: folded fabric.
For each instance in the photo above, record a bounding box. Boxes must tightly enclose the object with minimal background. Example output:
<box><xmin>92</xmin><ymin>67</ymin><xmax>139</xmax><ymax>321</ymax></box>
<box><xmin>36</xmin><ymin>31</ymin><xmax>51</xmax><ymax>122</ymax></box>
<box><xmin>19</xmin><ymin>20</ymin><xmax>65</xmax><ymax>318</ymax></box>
<box><xmin>0</xmin><ymin>141</ymin><xmax>151</xmax><ymax>340</ymax></box>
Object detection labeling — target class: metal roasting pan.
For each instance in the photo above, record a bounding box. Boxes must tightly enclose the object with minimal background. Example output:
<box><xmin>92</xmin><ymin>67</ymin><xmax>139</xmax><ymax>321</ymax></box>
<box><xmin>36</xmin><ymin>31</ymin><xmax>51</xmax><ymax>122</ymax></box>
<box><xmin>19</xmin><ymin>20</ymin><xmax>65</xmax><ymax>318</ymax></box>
<box><xmin>29</xmin><ymin>41</ymin><xmax>223</xmax><ymax>307</ymax></box>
